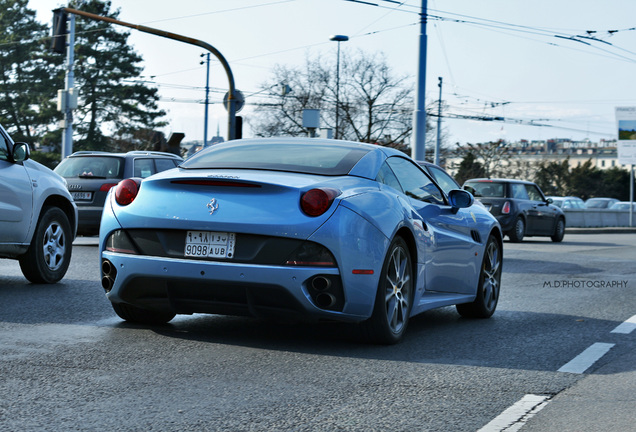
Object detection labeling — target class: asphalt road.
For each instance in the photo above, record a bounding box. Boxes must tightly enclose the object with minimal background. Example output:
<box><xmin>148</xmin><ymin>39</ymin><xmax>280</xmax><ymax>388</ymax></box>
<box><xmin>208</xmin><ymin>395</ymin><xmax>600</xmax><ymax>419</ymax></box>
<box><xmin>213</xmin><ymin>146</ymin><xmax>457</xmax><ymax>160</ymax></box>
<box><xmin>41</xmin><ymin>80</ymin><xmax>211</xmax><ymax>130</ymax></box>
<box><xmin>0</xmin><ymin>233</ymin><xmax>635</xmax><ymax>431</ymax></box>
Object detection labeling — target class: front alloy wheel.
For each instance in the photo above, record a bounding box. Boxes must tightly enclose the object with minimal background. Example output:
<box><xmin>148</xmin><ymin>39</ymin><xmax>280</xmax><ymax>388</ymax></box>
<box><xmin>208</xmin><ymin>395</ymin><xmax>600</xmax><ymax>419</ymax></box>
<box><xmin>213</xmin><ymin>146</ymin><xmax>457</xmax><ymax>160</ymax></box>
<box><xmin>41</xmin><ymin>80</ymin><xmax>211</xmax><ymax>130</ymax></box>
<box><xmin>19</xmin><ymin>207</ymin><xmax>72</xmax><ymax>284</ymax></box>
<box><xmin>362</xmin><ymin>237</ymin><xmax>413</xmax><ymax>344</ymax></box>
<box><xmin>457</xmin><ymin>234</ymin><xmax>501</xmax><ymax>318</ymax></box>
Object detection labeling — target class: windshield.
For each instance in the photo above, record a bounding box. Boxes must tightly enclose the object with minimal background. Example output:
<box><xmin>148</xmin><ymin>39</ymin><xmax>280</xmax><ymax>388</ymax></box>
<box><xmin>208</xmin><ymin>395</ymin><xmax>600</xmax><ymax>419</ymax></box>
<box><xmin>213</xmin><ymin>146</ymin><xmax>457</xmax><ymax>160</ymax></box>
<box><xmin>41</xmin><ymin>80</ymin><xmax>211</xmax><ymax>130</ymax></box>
<box><xmin>181</xmin><ymin>142</ymin><xmax>371</xmax><ymax>176</ymax></box>
<box><xmin>464</xmin><ymin>181</ymin><xmax>505</xmax><ymax>198</ymax></box>
<box><xmin>54</xmin><ymin>156</ymin><xmax>124</xmax><ymax>179</ymax></box>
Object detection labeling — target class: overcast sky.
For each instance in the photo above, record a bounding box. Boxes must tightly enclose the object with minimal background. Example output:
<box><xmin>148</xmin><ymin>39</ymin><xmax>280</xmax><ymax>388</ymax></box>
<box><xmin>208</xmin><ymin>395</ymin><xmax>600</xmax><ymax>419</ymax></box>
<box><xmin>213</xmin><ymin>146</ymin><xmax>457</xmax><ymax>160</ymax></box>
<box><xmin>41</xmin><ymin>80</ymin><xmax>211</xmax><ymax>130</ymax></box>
<box><xmin>28</xmin><ymin>0</ymin><xmax>636</xmax><ymax>146</ymax></box>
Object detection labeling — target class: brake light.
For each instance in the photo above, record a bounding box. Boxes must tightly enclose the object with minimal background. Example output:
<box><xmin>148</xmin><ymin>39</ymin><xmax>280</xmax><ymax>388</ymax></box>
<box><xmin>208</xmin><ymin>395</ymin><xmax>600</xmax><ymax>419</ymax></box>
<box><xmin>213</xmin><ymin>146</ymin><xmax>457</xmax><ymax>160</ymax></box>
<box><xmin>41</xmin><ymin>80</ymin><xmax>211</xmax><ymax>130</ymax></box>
<box><xmin>100</xmin><ymin>183</ymin><xmax>118</xmax><ymax>192</ymax></box>
<box><xmin>300</xmin><ymin>188</ymin><xmax>340</xmax><ymax>217</ymax></box>
<box><xmin>115</xmin><ymin>179</ymin><xmax>140</xmax><ymax>206</ymax></box>
<box><xmin>502</xmin><ymin>201</ymin><xmax>511</xmax><ymax>214</ymax></box>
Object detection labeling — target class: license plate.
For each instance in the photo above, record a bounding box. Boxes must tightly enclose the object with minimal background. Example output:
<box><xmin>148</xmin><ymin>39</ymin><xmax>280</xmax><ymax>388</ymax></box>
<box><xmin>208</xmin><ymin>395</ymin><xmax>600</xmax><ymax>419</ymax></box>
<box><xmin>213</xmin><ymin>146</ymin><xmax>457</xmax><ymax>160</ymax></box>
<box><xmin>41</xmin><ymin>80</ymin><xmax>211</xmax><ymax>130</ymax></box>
<box><xmin>71</xmin><ymin>191</ymin><xmax>92</xmax><ymax>201</ymax></box>
<box><xmin>185</xmin><ymin>231</ymin><xmax>236</xmax><ymax>259</ymax></box>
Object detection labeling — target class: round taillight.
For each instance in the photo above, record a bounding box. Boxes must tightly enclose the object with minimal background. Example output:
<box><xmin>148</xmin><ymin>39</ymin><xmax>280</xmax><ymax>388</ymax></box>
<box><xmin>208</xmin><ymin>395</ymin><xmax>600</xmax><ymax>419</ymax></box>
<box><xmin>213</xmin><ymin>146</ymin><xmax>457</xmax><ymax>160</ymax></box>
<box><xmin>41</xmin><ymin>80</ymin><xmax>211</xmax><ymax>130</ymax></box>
<box><xmin>301</xmin><ymin>188</ymin><xmax>339</xmax><ymax>217</ymax></box>
<box><xmin>115</xmin><ymin>179</ymin><xmax>139</xmax><ymax>206</ymax></box>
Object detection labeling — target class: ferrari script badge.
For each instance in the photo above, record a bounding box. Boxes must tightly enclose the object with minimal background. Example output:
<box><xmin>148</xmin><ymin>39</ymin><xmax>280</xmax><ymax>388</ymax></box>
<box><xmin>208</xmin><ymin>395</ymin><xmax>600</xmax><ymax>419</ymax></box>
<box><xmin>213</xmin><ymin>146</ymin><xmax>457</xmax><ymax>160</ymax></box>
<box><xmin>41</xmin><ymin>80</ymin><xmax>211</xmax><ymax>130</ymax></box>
<box><xmin>207</xmin><ymin>198</ymin><xmax>219</xmax><ymax>215</ymax></box>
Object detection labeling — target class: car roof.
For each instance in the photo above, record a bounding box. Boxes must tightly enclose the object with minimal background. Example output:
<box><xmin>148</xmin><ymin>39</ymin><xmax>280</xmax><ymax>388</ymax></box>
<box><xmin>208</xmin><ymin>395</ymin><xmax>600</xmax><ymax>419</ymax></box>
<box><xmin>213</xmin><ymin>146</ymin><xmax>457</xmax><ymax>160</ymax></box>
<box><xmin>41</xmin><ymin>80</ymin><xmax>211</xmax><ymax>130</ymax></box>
<box><xmin>464</xmin><ymin>178</ymin><xmax>536</xmax><ymax>185</ymax></box>
<box><xmin>68</xmin><ymin>150</ymin><xmax>182</xmax><ymax>159</ymax></box>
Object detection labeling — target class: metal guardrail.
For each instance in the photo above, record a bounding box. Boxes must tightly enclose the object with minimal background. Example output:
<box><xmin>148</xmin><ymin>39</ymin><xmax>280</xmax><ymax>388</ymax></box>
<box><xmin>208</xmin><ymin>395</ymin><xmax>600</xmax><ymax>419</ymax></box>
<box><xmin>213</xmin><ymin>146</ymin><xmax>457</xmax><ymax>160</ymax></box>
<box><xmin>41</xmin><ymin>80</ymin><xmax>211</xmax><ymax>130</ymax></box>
<box><xmin>562</xmin><ymin>209</ymin><xmax>635</xmax><ymax>228</ymax></box>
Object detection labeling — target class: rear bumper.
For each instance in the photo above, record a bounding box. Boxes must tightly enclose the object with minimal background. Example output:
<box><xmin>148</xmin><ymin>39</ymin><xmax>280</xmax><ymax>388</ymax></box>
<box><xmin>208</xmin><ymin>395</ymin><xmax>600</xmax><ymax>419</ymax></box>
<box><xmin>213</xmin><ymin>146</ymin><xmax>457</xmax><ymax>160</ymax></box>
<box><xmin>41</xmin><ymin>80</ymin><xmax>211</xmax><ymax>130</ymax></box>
<box><xmin>101</xmin><ymin>251</ymin><xmax>367</xmax><ymax>322</ymax></box>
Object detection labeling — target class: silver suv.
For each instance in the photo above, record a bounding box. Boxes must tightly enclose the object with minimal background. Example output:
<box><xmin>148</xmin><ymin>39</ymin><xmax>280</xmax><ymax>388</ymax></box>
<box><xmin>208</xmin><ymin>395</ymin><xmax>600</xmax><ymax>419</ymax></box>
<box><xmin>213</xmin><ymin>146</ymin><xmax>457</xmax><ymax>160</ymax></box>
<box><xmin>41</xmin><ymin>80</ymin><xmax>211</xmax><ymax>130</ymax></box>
<box><xmin>0</xmin><ymin>124</ymin><xmax>78</xmax><ymax>283</ymax></box>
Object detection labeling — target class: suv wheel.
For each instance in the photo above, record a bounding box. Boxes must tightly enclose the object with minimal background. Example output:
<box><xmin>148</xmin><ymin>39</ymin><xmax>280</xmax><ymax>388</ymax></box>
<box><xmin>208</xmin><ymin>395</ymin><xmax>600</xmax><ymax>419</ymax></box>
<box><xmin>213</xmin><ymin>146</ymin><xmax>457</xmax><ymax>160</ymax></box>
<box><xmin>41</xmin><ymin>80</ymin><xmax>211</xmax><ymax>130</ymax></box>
<box><xmin>19</xmin><ymin>207</ymin><xmax>72</xmax><ymax>284</ymax></box>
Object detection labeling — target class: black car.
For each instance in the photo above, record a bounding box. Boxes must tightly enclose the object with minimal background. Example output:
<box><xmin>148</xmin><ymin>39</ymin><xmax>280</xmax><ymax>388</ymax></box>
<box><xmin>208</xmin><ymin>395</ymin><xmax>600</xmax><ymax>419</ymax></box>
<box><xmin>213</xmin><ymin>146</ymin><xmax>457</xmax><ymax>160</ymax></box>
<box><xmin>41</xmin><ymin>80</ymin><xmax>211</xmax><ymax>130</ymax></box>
<box><xmin>463</xmin><ymin>178</ymin><xmax>565</xmax><ymax>242</ymax></box>
<box><xmin>54</xmin><ymin>151</ymin><xmax>183</xmax><ymax>235</ymax></box>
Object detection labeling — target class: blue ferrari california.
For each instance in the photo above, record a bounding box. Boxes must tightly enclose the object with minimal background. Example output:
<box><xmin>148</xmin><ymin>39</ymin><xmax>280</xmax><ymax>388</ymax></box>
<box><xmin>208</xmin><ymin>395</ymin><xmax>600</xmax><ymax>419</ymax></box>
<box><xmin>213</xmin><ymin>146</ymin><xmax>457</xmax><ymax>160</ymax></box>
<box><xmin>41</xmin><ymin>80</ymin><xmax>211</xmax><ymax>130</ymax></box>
<box><xmin>99</xmin><ymin>138</ymin><xmax>502</xmax><ymax>344</ymax></box>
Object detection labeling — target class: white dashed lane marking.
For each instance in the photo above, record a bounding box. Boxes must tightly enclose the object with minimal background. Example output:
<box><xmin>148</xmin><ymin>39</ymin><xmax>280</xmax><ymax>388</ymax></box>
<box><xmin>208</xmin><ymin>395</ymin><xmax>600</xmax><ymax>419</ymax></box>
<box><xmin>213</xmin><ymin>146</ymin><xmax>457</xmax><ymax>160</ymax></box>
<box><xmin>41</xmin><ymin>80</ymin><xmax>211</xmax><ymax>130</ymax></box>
<box><xmin>477</xmin><ymin>394</ymin><xmax>550</xmax><ymax>432</ymax></box>
<box><xmin>557</xmin><ymin>342</ymin><xmax>615</xmax><ymax>374</ymax></box>
<box><xmin>481</xmin><ymin>315</ymin><xmax>634</xmax><ymax>430</ymax></box>
<box><xmin>611</xmin><ymin>314</ymin><xmax>636</xmax><ymax>334</ymax></box>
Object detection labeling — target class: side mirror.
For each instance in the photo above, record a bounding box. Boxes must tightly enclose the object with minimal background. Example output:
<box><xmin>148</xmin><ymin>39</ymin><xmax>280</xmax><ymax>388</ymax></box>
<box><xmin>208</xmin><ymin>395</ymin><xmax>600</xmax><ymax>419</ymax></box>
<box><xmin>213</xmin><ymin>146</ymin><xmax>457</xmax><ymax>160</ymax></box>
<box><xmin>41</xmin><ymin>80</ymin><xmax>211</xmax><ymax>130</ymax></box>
<box><xmin>448</xmin><ymin>189</ymin><xmax>474</xmax><ymax>209</ymax></box>
<box><xmin>546</xmin><ymin>198</ymin><xmax>553</xmax><ymax>204</ymax></box>
<box><xmin>11</xmin><ymin>142</ymin><xmax>30</xmax><ymax>163</ymax></box>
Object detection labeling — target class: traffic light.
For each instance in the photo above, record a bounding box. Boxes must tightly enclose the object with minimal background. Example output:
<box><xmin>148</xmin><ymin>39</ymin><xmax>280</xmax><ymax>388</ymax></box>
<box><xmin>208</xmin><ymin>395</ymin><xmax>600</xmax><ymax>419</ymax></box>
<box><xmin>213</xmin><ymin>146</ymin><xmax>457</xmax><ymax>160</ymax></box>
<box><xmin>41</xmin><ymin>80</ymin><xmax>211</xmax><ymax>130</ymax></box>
<box><xmin>51</xmin><ymin>8</ymin><xmax>68</xmax><ymax>54</ymax></box>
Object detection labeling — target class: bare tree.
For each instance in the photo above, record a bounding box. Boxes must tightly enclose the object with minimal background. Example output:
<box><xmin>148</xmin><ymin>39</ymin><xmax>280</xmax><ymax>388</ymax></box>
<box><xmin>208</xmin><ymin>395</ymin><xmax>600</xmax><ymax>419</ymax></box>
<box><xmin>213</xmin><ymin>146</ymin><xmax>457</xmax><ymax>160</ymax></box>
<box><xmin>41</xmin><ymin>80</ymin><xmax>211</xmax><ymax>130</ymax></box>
<box><xmin>249</xmin><ymin>50</ymin><xmax>416</xmax><ymax>151</ymax></box>
<box><xmin>453</xmin><ymin>140</ymin><xmax>511</xmax><ymax>178</ymax></box>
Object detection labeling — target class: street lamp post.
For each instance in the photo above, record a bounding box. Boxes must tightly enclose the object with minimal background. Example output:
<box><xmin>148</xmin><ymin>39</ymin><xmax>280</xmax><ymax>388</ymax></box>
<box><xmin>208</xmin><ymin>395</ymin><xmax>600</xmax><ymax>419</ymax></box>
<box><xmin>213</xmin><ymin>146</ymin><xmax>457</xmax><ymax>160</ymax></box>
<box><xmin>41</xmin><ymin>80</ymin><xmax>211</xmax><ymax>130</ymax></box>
<box><xmin>201</xmin><ymin>52</ymin><xmax>210</xmax><ymax>147</ymax></box>
<box><xmin>329</xmin><ymin>34</ymin><xmax>348</xmax><ymax>140</ymax></box>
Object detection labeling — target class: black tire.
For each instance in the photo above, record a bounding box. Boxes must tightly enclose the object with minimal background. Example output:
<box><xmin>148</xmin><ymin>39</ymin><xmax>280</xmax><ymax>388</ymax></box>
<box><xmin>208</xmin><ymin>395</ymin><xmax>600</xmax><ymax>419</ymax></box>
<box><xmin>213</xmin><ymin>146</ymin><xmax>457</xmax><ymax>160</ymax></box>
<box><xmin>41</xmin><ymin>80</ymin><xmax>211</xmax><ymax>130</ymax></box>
<box><xmin>551</xmin><ymin>218</ymin><xmax>565</xmax><ymax>242</ymax></box>
<box><xmin>456</xmin><ymin>235</ymin><xmax>501</xmax><ymax>318</ymax></box>
<box><xmin>112</xmin><ymin>303</ymin><xmax>176</xmax><ymax>325</ymax></box>
<box><xmin>361</xmin><ymin>237</ymin><xmax>413</xmax><ymax>345</ymax></box>
<box><xmin>508</xmin><ymin>216</ymin><xmax>525</xmax><ymax>243</ymax></box>
<box><xmin>18</xmin><ymin>206</ymin><xmax>72</xmax><ymax>284</ymax></box>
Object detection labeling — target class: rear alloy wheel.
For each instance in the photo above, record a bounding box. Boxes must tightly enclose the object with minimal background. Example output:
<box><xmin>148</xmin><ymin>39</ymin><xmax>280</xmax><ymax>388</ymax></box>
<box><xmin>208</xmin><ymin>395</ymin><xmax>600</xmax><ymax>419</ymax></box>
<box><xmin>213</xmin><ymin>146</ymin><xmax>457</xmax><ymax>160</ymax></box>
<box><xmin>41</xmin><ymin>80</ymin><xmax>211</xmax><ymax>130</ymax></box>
<box><xmin>551</xmin><ymin>218</ymin><xmax>565</xmax><ymax>242</ymax></box>
<box><xmin>457</xmin><ymin>235</ymin><xmax>501</xmax><ymax>318</ymax></box>
<box><xmin>362</xmin><ymin>237</ymin><xmax>413</xmax><ymax>344</ymax></box>
<box><xmin>19</xmin><ymin>207</ymin><xmax>72</xmax><ymax>284</ymax></box>
<box><xmin>508</xmin><ymin>216</ymin><xmax>525</xmax><ymax>243</ymax></box>
<box><xmin>112</xmin><ymin>303</ymin><xmax>176</xmax><ymax>325</ymax></box>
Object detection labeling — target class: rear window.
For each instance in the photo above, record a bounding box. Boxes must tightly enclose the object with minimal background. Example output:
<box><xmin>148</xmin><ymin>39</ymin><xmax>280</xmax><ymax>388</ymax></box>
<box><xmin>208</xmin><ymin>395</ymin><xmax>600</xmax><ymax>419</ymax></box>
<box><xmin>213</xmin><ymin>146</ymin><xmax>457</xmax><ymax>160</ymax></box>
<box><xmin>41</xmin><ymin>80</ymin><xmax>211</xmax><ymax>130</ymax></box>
<box><xmin>464</xmin><ymin>181</ymin><xmax>506</xmax><ymax>198</ymax></box>
<box><xmin>181</xmin><ymin>142</ymin><xmax>370</xmax><ymax>175</ymax></box>
<box><xmin>54</xmin><ymin>156</ymin><xmax>124</xmax><ymax>179</ymax></box>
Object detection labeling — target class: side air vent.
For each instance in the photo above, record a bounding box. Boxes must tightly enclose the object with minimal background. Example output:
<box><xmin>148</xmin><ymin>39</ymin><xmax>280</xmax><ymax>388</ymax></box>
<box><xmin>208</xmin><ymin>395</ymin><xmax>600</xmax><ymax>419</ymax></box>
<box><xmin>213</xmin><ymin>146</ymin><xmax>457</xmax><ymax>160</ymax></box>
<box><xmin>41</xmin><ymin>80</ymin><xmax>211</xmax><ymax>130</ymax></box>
<box><xmin>470</xmin><ymin>230</ymin><xmax>482</xmax><ymax>244</ymax></box>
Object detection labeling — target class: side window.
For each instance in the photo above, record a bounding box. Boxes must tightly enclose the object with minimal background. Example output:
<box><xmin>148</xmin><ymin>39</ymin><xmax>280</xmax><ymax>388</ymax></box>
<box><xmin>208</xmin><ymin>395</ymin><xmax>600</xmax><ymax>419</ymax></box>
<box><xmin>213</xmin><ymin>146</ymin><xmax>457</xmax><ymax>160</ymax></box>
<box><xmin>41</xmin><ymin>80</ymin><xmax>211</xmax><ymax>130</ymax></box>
<box><xmin>386</xmin><ymin>157</ymin><xmax>445</xmax><ymax>205</ymax></box>
<box><xmin>375</xmin><ymin>162</ymin><xmax>403</xmax><ymax>192</ymax></box>
<box><xmin>134</xmin><ymin>159</ymin><xmax>156</xmax><ymax>178</ymax></box>
<box><xmin>155</xmin><ymin>158</ymin><xmax>178</xmax><ymax>173</ymax></box>
<box><xmin>427</xmin><ymin>165</ymin><xmax>459</xmax><ymax>195</ymax></box>
<box><xmin>511</xmin><ymin>183</ymin><xmax>529</xmax><ymax>200</ymax></box>
<box><xmin>0</xmin><ymin>132</ymin><xmax>9</xmax><ymax>162</ymax></box>
<box><xmin>525</xmin><ymin>184</ymin><xmax>544</xmax><ymax>202</ymax></box>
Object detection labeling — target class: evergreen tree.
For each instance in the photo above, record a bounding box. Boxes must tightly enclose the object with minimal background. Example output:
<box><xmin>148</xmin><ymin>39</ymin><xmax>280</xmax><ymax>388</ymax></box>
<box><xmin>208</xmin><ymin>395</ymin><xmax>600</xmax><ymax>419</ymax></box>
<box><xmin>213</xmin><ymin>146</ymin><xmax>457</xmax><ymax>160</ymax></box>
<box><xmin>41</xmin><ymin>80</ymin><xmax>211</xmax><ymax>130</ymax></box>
<box><xmin>454</xmin><ymin>152</ymin><xmax>486</xmax><ymax>185</ymax></box>
<box><xmin>0</xmin><ymin>0</ymin><xmax>62</xmax><ymax>146</ymax></box>
<box><xmin>600</xmin><ymin>167</ymin><xmax>633</xmax><ymax>201</ymax></box>
<box><xmin>69</xmin><ymin>0</ymin><xmax>165</xmax><ymax>151</ymax></box>
<box><xmin>534</xmin><ymin>159</ymin><xmax>570</xmax><ymax>196</ymax></box>
<box><xmin>568</xmin><ymin>159</ymin><xmax>603</xmax><ymax>200</ymax></box>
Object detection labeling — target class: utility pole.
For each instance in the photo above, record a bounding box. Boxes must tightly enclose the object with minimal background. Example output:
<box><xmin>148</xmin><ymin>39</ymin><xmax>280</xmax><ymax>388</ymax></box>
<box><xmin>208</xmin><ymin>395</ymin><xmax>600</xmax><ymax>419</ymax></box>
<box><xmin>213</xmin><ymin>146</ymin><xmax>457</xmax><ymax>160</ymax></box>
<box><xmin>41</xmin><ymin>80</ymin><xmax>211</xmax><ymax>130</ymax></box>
<box><xmin>435</xmin><ymin>76</ymin><xmax>442</xmax><ymax>166</ymax></box>
<box><xmin>62</xmin><ymin>13</ymin><xmax>75</xmax><ymax>159</ymax></box>
<box><xmin>330</xmin><ymin>35</ymin><xmax>348</xmax><ymax>140</ymax></box>
<box><xmin>52</xmin><ymin>8</ymin><xmax>76</xmax><ymax>158</ymax></box>
<box><xmin>201</xmin><ymin>52</ymin><xmax>210</xmax><ymax>147</ymax></box>
<box><xmin>411</xmin><ymin>0</ymin><xmax>428</xmax><ymax>161</ymax></box>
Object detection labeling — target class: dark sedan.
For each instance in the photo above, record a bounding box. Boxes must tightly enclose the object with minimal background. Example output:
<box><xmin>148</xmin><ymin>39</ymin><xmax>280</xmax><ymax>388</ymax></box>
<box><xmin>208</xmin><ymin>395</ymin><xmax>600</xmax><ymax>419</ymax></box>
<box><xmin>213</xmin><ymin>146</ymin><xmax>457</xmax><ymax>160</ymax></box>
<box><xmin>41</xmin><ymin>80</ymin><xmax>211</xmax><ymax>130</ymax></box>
<box><xmin>463</xmin><ymin>178</ymin><xmax>565</xmax><ymax>242</ymax></box>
